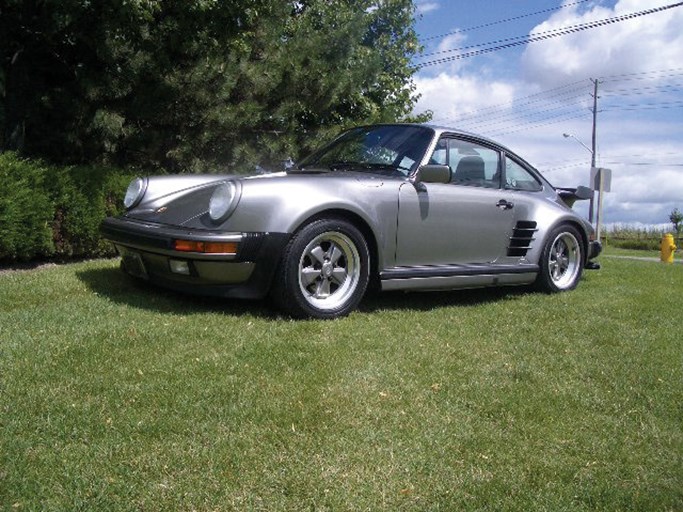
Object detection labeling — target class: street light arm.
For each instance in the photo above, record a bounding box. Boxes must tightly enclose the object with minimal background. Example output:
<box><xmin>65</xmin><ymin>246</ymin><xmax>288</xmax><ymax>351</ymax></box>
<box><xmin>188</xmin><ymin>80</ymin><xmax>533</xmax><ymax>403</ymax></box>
<box><xmin>563</xmin><ymin>133</ymin><xmax>593</xmax><ymax>155</ymax></box>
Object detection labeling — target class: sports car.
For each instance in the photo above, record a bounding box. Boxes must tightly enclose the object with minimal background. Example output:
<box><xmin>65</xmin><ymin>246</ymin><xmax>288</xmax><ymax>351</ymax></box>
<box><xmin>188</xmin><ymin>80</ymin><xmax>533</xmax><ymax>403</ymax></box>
<box><xmin>101</xmin><ymin>124</ymin><xmax>601</xmax><ymax>319</ymax></box>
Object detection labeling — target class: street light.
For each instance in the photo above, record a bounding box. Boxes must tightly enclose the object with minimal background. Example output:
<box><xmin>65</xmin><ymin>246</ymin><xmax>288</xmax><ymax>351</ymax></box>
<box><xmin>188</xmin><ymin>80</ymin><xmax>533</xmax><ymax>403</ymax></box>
<box><xmin>562</xmin><ymin>133</ymin><xmax>596</xmax><ymax>225</ymax></box>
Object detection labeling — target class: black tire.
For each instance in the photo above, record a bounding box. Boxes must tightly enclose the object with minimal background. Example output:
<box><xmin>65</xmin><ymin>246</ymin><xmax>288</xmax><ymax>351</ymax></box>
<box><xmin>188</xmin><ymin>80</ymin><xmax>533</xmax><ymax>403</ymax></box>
<box><xmin>270</xmin><ymin>218</ymin><xmax>370</xmax><ymax>319</ymax></box>
<box><xmin>535</xmin><ymin>224</ymin><xmax>585</xmax><ymax>293</ymax></box>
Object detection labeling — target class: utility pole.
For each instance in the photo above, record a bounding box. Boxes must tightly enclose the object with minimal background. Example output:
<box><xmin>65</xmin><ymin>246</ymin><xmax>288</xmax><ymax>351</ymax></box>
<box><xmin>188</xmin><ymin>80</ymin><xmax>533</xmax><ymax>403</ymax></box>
<box><xmin>589</xmin><ymin>78</ymin><xmax>600</xmax><ymax>225</ymax></box>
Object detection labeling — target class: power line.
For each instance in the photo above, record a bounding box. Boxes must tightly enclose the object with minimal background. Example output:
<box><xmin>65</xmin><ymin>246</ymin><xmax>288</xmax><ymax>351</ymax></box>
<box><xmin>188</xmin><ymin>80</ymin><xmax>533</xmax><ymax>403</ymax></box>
<box><xmin>542</xmin><ymin>162</ymin><xmax>592</xmax><ymax>173</ymax></box>
<box><xmin>429</xmin><ymin>65</ymin><xmax>683</xmax><ymax>135</ymax></box>
<box><xmin>434</xmin><ymin>100</ymin><xmax>586</xmax><ymax>130</ymax></box>
<box><xmin>486</xmin><ymin>111</ymin><xmax>591</xmax><ymax>137</ymax></box>
<box><xmin>529</xmin><ymin>149</ymin><xmax>683</xmax><ymax>175</ymax></box>
<box><xmin>603</xmin><ymin>162</ymin><xmax>683</xmax><ymax>166</ymax></box>
<box><xmin>417</xmin><ymin>2</ymin><xmax>683</xmax><ymax>67</ymax></box>
<box><xmin>601</xmin><ymin>84</ymin><xmax>683</xmax><ymax>96</ymax></box>
<box><xmin>430</xmin><ymin>80</ymin><xmax>590</xmax><ymax>125</ymax></box>
<box><xmin>437</xmin><ymin>67</ymin><xmax>682</xmax><ymax>121</ymax></box>
<box><xmin>602</xmin><ymin>102</ymin><xmax>683</xmax><ymax>111</ymax></box>
<box><xmin>543</xmin><ymin>160</ymin><xmax>683</xmax><ymax>172</ymax></box>
<box><xmin>425</xmin><ymin>66</ymin><xmax>682</xmax><ymax>143</ymax></box>
<box><xmin>600</xmin><ymin>150</ymin><xmax>682</xmax><ymax>159</ymax></box>
<box><xmin>454</xmin><ymin>103</ymin><xmax>589</xmax><ymax>132</ymax></box>
<box><xmin>434</xmin><ymin>80</ymin><xmax>587</xmax><ymax>131</ymax></box>
<box><xmin>459</xmin><ymin>85</ymin><xmax>587</xmax><ymax>118</ymax></box>
<box><xmin>420</xmin><ymin>3</ymin><xmax>683</xmax><ymax>61</ymax></box>
<box><xmin>598</xmin><ymin>67</ymin><xmax>683</xmax><ymax>83</ymax></box>
<box><xmin>418</xmin><ymin>0</ymin><xmax>593</xmax><ymax>43</ymax></box>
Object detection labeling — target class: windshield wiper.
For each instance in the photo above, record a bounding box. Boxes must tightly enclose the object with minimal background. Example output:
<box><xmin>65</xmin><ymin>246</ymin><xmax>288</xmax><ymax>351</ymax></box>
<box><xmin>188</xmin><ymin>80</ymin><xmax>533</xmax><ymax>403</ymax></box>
<box><xmin>327</xmin><ymin>161</ymin><xmax>410</xmax><ymax>173</ymax></box>
<box><xmin>298</xmin><ymin>161</ymin><xmax>410</xmax><ymax>174</ymax></box>
<box><xmin>327</xmin><ymin>161</ymin><xmax>359</xmax><ymax>171</ymax></box>
<box><xmin>293</xmin><ymin>163</ymin><xmax>332</xmax><ymax>173</ymax></box>
<box><xmin>295</xmin><ymin>161</ymin><xmax>358</xmax><ymax>172</ymax></box>
<box><xmin>297</xmin><ymin>161</ymin><xmax>359</xmax><ymax>172</ymax></box>
<box><xmin>361</xmin><ymin>162</ymin><xmax>411</xmax><ymax>173</ymax></box>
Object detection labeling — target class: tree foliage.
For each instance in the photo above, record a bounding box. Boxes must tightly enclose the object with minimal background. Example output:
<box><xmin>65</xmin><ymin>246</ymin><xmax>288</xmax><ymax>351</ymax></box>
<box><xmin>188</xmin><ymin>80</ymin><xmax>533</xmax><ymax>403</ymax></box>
<box><xmin>670</xmin><ymin>208</ymin><xmax>682</xmax><ymax>236</ymax></box>
<box><xmin>1</xmin><ymin>0</ymin><xmax>425</xmax><ymax>172</ymax></box>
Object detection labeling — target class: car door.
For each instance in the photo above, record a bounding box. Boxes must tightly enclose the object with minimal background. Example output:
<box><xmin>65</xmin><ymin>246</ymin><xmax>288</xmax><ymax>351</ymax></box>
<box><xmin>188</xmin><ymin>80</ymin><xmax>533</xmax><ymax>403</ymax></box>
<box><xmin>395</xmin><ymin>136</ymin><xmax>518</xmax><ymax>267</ymax></box>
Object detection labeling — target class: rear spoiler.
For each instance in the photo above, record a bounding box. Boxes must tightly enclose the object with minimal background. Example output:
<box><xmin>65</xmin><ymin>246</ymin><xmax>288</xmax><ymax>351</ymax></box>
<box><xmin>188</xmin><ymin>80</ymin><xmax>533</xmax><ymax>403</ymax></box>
<box><xmin>556</xmin><ymin>185</ymin><xmax>593</xmax><ymax>208</ymax></box>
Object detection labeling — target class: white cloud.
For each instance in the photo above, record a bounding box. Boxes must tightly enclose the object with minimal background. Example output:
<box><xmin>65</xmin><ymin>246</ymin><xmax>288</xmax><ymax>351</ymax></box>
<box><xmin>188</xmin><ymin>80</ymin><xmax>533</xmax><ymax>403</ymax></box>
<box><xmin>420</xmin><ymin>32</ymin><xmax>470</xmax><ymax>74</ymax></box>
<box><xmin>414</xmin><ymin>73</ymin><xmax>515</xmax><ymax>123</ymax></box>
<box><xmin>521</xmin><ymin>0</ymin><xmax>683</xmax><ymax>88</ymax></box>
<box><xmin>415</xmin><ymin>1</ymin><xmax>439</xmax><ymax>16</ymax></box>
<box><xmin>436</xmin><ymin>32</ymin><xmax>465</xmax><ymax>54</ymax></box>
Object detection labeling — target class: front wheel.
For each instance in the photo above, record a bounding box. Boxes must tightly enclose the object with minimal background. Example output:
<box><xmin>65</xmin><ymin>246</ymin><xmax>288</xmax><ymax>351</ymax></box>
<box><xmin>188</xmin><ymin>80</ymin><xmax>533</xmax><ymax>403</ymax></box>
<box><xmin>535</xmin><ymin>224</ymin><xmax>585</xmax><ymax>292</ymax></box>
<box><xmin>271</xmin><ymin>218</ymin><xmax>370</xmax><ymax>319</ymax></box>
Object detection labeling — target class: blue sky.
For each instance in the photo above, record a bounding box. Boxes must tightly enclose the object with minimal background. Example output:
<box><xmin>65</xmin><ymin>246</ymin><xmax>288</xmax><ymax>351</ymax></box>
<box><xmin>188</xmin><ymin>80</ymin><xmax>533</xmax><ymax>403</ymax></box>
<box><xmin>410</xmin><ymin>0</ymin><xmax>683</xmax><ymax>228</ymax></box>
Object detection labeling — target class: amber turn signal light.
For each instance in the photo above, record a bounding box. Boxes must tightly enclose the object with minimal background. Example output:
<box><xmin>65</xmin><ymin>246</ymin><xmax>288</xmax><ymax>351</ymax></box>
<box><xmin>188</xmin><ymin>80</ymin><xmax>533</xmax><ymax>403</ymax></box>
<box><xmin>173</xmin><ymin>240</ymin><xmax>238</xmax><ymax>254</ymax></box>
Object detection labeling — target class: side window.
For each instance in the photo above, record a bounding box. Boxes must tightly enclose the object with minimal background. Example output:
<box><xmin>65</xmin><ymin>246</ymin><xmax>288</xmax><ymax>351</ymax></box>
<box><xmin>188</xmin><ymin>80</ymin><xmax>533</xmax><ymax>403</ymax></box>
<box><xmin>505</xmin><ymin>157</ymin><xmax>542</xmax><ymax>192</ymax></box>
<box><xmin>448</xmin><ymin>139</ymin><xmax>500</xmax><ymax>188</ymax></box>
<box><xmin>428</xmin><ymin>138</ymin><xmax>501</xmax><ymax>188</ymax></box>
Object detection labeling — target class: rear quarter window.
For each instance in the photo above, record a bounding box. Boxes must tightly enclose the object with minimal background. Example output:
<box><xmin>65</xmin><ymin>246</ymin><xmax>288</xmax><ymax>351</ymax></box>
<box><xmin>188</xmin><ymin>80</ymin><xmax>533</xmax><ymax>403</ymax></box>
<box><xmin>505</xmin><ymin>156</ymin><xmax>542</xmax><ymax>192</ymax></box>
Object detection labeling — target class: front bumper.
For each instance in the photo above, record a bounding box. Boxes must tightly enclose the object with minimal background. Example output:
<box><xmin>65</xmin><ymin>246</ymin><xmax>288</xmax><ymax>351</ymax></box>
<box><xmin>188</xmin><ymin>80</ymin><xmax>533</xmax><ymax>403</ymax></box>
<box><xmin>100</xmin><ymin>216</ymin><xmax>290</xmax><ymax>299</ymax></box>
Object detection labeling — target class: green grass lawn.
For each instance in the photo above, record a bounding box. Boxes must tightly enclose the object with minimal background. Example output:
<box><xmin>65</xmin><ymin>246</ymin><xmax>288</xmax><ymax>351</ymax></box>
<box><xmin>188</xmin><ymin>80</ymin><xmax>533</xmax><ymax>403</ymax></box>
<box><xmin>602</xmin><ymin>246</ymin><xmax>663</xmax><ymax>259</ymax></box>
<box><xmin>1</xmin><ymin>257</ymin><xmax>681</xmax><ymax>511</ymax></box>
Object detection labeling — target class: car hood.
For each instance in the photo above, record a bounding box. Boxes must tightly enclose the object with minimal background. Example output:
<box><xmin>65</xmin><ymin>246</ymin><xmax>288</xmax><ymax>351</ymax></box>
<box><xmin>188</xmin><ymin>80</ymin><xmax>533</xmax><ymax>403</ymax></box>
<box><xmin>124</xmin><ymin>171</ymin><xmax>399</xmax><ymax>227</ymax></box>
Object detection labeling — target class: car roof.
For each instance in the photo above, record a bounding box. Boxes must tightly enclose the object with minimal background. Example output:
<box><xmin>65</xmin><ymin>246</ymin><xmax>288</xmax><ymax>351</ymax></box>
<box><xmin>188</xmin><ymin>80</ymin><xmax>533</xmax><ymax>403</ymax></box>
<box><xmin>363</xmin><ymin>122</ymin><xmax>519</xmax><ymax>156</ymax></box>
<box><xmin>422</xmin><ymin>124</ymin><xmax>519</xmax><ymax>153</ymax></box>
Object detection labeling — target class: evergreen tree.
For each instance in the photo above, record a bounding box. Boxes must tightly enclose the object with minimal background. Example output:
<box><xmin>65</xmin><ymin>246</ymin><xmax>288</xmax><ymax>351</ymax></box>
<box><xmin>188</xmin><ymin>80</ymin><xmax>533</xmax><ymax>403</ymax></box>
<box><xmin>1</xmin><ymin>0</ymin><xmax>425</xmax><ymax>172</ymax></box>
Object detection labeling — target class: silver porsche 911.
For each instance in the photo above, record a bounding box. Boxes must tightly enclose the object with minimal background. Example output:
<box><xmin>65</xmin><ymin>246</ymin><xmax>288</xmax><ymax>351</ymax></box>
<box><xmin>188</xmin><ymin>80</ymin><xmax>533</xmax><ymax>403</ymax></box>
<box><xmin>101</xmin><ymin>124</ymin><xmax>601</xmax><ymax>319</ymax></box>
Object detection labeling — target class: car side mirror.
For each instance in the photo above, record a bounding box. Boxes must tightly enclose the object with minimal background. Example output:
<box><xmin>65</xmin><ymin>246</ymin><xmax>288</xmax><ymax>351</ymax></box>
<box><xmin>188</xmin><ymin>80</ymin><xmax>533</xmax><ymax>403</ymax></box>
<box><xmin>414</xmin><ymin>164</ymin><xmax>451</xmax><ymax>184</ymax></box>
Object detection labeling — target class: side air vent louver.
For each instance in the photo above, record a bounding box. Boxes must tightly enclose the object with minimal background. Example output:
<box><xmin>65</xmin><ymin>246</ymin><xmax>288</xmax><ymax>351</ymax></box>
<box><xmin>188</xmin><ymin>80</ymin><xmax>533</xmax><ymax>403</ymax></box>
<box><xmin>507</xmin><ymin>221</ymin><xmax>538</xmax><ymax>257</ymax></box>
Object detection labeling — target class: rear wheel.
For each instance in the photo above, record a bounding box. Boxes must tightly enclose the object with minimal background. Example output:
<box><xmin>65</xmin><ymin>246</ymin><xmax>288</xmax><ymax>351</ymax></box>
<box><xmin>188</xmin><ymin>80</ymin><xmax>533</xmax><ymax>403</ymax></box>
<box><xmin>536</xmin><ymin>224</ymin><xmax>585</xmax><ymax>292</ymax></box>
<box><xmin>271</xmin><ymin>218</ymin><xmax>369</xmax><ymax>319</ymax></box>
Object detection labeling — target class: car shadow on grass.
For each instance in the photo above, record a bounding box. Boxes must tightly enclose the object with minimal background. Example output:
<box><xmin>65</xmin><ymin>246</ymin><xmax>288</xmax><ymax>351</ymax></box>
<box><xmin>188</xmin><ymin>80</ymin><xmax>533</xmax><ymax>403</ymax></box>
<box><xmin>359</xmin><ymin>286</ymin><xmax>530</xmax><ymax>314</ymax></box>
<box><xmin>78</xmin><ymin>265</ymin><xmax>532</xmax><ymax>319</ymax></box>
<box><xmin>76</xmin><ymin>266</ymin><xmax>279</xmax><ymax>319</ymax></box>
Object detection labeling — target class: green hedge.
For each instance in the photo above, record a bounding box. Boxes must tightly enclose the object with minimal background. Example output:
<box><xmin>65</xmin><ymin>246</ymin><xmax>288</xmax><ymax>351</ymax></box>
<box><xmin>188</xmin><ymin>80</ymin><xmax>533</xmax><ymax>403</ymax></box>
<box><xmin>604</xmin><ymin>237</ymin><xmax>668</xmax><ymax>252</ymax></box>
<box><xmin>0</xmin><ymin>153</ymin><xmax>54</xmax><ymax>261</ymax></box>
<box><xmin>607</xmin><ymin>238</ymin><xmax>661</xmax><ymax>251</ymax></box>
<box><xmin>0</xmin><ymin>152</ymin><xmax>137</xmax><ymax>263</ymax></box>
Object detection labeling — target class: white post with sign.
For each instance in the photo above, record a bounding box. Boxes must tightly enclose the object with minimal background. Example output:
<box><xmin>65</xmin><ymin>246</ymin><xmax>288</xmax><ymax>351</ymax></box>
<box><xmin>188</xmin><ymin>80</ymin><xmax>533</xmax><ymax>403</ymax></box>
<box><xmin>591</xmin><ymin>167</ymin><xmax>612</xmax><ymax>243</ymax></box>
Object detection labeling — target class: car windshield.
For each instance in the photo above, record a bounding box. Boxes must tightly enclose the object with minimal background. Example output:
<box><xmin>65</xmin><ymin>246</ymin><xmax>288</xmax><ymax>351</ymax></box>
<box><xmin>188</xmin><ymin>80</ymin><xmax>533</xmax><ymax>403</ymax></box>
<box><xmin>298</xmin><ymin>125</ymin><xmax>434</xmax><ymax>176</ymax></box>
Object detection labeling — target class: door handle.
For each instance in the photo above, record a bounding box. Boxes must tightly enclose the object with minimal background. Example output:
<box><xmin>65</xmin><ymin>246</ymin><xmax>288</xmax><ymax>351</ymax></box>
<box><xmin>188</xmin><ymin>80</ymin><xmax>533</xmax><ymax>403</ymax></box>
<box><xmin>496</xmin><ymin>199</ymin><xmax>514</xmax><ymax>210</ymax></box>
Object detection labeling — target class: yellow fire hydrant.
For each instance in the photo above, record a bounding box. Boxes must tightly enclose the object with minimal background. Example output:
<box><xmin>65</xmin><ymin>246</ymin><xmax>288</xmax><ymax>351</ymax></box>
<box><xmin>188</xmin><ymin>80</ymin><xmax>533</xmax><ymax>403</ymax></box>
<box><xmin>660</xmin><ymin>233</ymin><xmax>677</xmax><ymax>263</ymax></box>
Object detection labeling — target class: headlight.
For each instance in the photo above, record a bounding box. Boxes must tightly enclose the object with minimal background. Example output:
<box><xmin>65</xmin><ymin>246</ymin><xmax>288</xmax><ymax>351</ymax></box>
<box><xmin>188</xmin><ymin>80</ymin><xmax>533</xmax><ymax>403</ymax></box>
<box><xmin>123</xmin><ymin>177</ymin><xmax>147</xmax><ymax>209</ymax></box>
<box><xmin>209</xmin><ymin>181</ymin><xmax>241</xmax><ymax>222</ymax></box>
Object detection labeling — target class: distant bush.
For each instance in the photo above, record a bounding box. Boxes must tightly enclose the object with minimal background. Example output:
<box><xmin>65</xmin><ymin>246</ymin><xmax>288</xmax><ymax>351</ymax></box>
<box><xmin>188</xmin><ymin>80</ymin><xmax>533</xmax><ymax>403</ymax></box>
<box><xmin>0</xmin><ymin>152</ymin><xmax>136</xmax><ymax>263</ymax></box>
